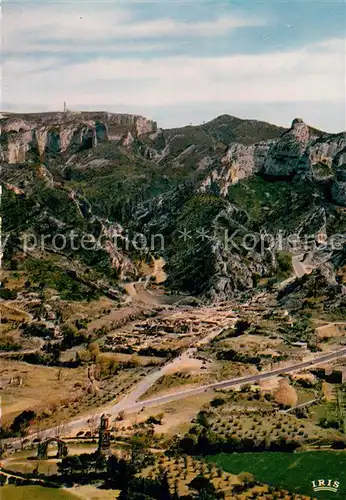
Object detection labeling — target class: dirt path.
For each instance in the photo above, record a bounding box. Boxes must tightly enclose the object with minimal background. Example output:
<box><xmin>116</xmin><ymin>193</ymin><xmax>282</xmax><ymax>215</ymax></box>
<box><xmin>276</xmin><ymin>254</ymin><xmax>315</xmax><ymax>290</ymax></box>
<box><xmin>0</xmin><ymin>348</ymin><xmax>41</xmax><ymax>357</ymax></box>
<box><xmin>0</xmin><ymin>302</ymin><xmax>33</xmax><ymax>322</ymax></box>
<box><xmin>123</xmin><ymin>281</ymin><xmax>163</xmax><ymax>305</ymax></box>
<box><xmin>124</xmin><ymin>280</ymin><xmax>183</xmax><ymax>306</ymax></box>
<box><xmin>123</xmin><ymin>256</ymin><xmax>183</xmax><ymax>305</ymax></box>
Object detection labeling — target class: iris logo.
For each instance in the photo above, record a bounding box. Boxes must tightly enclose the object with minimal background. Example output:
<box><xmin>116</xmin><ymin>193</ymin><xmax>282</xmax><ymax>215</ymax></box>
<box><xmin>311</xmin><ymin>479</ymin><xmax>340</xmax><ymax>493</ymax></box>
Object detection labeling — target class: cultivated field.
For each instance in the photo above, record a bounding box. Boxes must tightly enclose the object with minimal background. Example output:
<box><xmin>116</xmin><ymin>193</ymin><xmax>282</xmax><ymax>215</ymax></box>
<box><xmin>207</xmin><ymin>451</ymin><xmax>346</xmax><ymax>499</ymax></box>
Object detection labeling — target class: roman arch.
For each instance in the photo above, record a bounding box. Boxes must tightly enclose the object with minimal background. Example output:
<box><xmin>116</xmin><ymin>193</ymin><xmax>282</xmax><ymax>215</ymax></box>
<box><xmin>37</xmin><ymin>438</ymin><xmax>68</xmax><ymax>460</ymax></box>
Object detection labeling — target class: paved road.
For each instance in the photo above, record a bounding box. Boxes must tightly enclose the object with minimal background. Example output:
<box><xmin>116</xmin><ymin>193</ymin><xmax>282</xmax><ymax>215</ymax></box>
<box><xmin>109</xmin><ymin>324</ymin><xmax>227</xmax><ymax>410</ymax></box>
<box><xmin>60</xmin><ymin>326</ymin><xmax>229</xmax><ymax>434</ymax></box>
<box><xmin>12</xmin><ymin>345</ymin><xmax>346</xmax><ymax>448</ymax></box>
<box><xmin>7</xmin><ymin>325</ymin><xmax>227</xmax><ymax>447</ymax></box>
<box><xmin>108</xmin><ymin>346</ymin><xmax>346</xmax><ymax>416</ymax></box>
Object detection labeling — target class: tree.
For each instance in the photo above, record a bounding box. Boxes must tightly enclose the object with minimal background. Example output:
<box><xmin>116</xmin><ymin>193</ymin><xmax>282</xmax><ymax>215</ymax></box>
<box><xmin>33</xmin><ymin>419</ymin><xmax>46</xmax><ymax>442</ymax></box>
<box><xmin>334</xmin><ymin>386</ymin><xmax>346</xmax><ymax>434</ymax></box>
<box><xmin>19</xmin><ymin>423</ymin><xmax>29</xmax><ymax>450</ymax></box>
<box><xmin>128</xmin><ymin>433</ymin><xmax>154</xmax><ymax>472</ymax></box>
<box><xmin>88</xmin><ymin>342</ymin><xmax>100</xmax><ymax>362</ymax></box>
<box><xmin>95</xmin><ymin>355</ymin><xmax>119</xmax><ymax>379</ymax></box>
<box><xmin>146</xmin><ymin>413</ymin><xmax>164</xmax><ymax>425</ymax></box>
<box><xmin>188</xmin><ymin>474</ymin><xmax>218</xmax><ymax>500</ymax></box>
<box><xmin>179</xmin><ymin>433</ymin><xmax>198</xmax><ymax>454</ymax></box>
<box><xmin>117</xmin><ymin>410</ymin><xmax>126</xmax><ymax>421</ymax></box>
<box><xmin>196</xmin><ymin>411</ymin><xmax>211</xmax><ymax>429</ymax></box>
<box><xmin>276</xmin><ymin>251</ymin><xmax>293</xmax><ymax>278</ymax></box>
<box><xmin>58</xmin><ymin>452</ymin><xmax>107</xmax><ymax>476</ymax></box>
<box><xmin>58</xmin><ymin>455</ymin><xmax>82</xmax><ymax>475</ymax></box>
<box><xmin>95</xmin><ymin>454</ymin><xmax>107</xmax><ymax>473</ymax></box>
<box><xmin>238</xmin><ymin>472</ymin><xmax>256</xmax><ymax>488</ymax></box>
<box><xmin>10</xmin><ymin>409</ymin><xmax>36</xmax><ymax>436</ymax></box>
<box><xmin>61</xmin><ymin>323</ymin><xmax>87</xmax><ymax>349</ymax></box>
<box><xmin>118</xmin><ymin>474</ymin><xmax>173</xmax><ymax>500</ymax></box>
<box><xmin>53</xmin><ymin>416</ymin><xmax>71</xmax><ymax>439</ymax></box>
<box><xmin>107</xmin><ymin>456</ymin><xmax>134</xmax><ymax>489</ymax></box>
<box><xmin>233</xmin><ymin>320</ymin><xmax>251</xmax><ymax>336</ymax></box>
<box><xmin>210</xmin><ymin>398</ymin><xmax>225</xmax><ymax>408</ymax></box>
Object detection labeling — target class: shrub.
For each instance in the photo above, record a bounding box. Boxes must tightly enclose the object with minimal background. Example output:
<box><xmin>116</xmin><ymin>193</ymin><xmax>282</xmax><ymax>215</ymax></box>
<box><xmin>276</xmin><ymin>251</ymin><xmax>293</xmax><ymax>278</ymax></box>
<box><xmin>210</xmin><ymin>397</ymin><xmax>226</xmax><ymax>408</ymax></box>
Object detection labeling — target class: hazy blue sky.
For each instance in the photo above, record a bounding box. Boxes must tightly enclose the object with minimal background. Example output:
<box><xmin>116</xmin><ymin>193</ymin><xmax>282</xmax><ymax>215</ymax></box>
<box><xmin>2</xmin><ymin>0</ymin><xmax>346</xmax><ymax>131</ymax></box>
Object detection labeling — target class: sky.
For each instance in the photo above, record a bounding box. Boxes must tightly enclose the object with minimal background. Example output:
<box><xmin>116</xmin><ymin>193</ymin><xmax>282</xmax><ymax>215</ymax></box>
<box><xmin>1</xmin><ymin>0</ymin><xmax>346</xmax><ymax>132</ymax></box>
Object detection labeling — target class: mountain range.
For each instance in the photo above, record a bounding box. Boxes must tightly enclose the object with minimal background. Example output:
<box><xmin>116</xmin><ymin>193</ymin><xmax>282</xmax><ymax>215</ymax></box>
<box><xmin>1</xmin><ymin>111</ymin><xmax>346</xmax><ymax>311</ymax></box>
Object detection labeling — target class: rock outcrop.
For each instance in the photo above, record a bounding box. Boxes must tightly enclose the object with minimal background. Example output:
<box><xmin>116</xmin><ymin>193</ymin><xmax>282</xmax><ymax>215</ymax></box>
<box><xmin>201</xmin><ymin>119</ymin><xmax>346</xmax><ymax>196</ymax></box>
<box><xmin>200</xmin><ymin>141</ymin><xmax>274</xmax><ymax>195</ymax></box>
<box><xmin>263</xmin><ymin>118</ymin><xmax>310</xmax><ymax>177</ymax></box>
<box><xmin>0</xmin><ymin>111</ymin><xmax>157</xmax><ymax>164</ymax></box>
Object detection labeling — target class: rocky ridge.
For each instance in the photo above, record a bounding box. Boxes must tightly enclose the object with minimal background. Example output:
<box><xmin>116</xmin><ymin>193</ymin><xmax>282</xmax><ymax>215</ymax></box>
<box><xmin>200</xmin><ymin>118</ymin><xmax>346</xmax><ymax>206</ymax></box>
<box><xmin>0</xmin><ymin>111</ymin><xmax>157</xmax><ymax>164</ymax></box>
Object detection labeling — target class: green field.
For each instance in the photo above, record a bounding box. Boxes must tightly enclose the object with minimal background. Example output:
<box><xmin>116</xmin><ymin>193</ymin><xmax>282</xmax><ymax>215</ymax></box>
<box><xmin>0</xmin><ymin>486</ymin><xmax>79</xmax><ymax>500</ymax></box>
<box><xmin>206</xmin><ymin>451</ymin><xmax>346</xmax><ymax>499</ymax></box>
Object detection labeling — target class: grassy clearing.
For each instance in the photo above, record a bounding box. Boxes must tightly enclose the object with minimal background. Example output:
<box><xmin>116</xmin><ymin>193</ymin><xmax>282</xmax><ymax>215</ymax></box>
<box><xmin>0</xmin><ymin>485</ymin><xmax>79</xmax><ymax>500</ymax></box>
<box><xmin>0</xmin><ymin>355</ymin><xmax>141</xmax><ymax>429</ymax></box>
<box><xmin>0</xmin><ymin>359</ymin><xmax>86</xmax><ymax>423</ymax></box>
<box><xmin>2</xmin><ymin>459</ymin><xmax>59</xmax><ymax>476</ymax></box>
<box><xmin>117</xmin><ymin>393</ymin><xmax>213</xmax><ymax>439</ymax></box>
<box><xmin>4</xmin><ymin>444</ymin><xmax>98</xmax><ymax>475</ymax></box>
<box><xmin>206</xmin><ymin>451</ymin><xmax>346</xmax><ymax>498</ymax></box>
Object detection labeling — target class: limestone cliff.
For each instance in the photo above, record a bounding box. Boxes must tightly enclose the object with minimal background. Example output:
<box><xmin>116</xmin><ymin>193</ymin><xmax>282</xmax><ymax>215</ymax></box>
<box><xmin>201</xmin><ymin>119</ymin><xmax>346</xmax><ymax>202</ymax></box>
<box><xmin>263</xmin><ymin>118</ymin><xmax>310</xmax><ymax>176</ymax></box>
<box><xmin>0</xmin><ymin>111</ymin><xmax>157</xmax><ymax>164</ymax></box>
<box><xmin>200</xmin><ymin>141</ymin><xmax>274</xmax><ymax>196</ymax></box>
